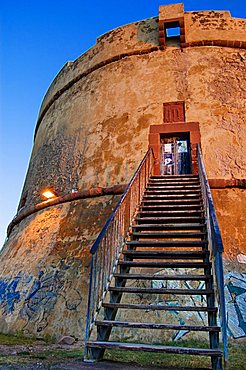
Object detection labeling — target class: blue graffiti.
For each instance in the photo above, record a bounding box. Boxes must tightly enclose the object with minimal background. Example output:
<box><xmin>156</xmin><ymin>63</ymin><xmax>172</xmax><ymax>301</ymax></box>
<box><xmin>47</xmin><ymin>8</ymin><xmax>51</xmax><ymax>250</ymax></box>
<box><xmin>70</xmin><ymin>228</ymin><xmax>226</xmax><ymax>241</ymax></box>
<box><xmin>21</xmin><ymin>270</ymin><xmax>61</xmax><ymax>322</ymax></box>
<box><xmin>226</xmin><ymin>274</ymin><xmax>246</xmax><ymax>338</ymax></box>
<box><xmin>25</xmin><ymin>271</ymin><xmax>44</xmax><ymax>301</ymax></box>
<box><xmin>0</xmin><ymin>277</ymin><xmax>21</xmax><ymax>313</ymax></box>
<box><xmin>152</xmin><ymin>271</ymin><xmax>207</xmax><ymax>341</ymax></box>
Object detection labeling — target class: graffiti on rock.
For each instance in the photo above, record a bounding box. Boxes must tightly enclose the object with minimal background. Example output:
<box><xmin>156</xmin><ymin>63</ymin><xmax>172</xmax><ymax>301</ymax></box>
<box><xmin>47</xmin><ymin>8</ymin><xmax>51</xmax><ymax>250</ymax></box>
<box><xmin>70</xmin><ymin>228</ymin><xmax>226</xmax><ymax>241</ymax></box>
<box><xmin>152</xmin><ymin>268</ymin><xmax>208</xmax><ymax>341</ymax></box>
<box><xmin>0</xmin><ymin>277</ymin><xmax>21</xmax><ymax>313</ymax></box>
<box><xmin>152</xmin><ymin>269</ymin><xmax>246</xmax><ymax>340</ymax></box>
<box><xmin>225</xmin><ymin>272</ymin><xmax>246</xmax><ymax>339</ymax></box>
<box><xmin>20</xmin><ymin>269</ymin><xmax>63</xmax><ymax>332</ymax></box>
<box><xmin>0</xmin><ymin>260</ymin><xmax>83</xmax><ymax>333</ymax></box>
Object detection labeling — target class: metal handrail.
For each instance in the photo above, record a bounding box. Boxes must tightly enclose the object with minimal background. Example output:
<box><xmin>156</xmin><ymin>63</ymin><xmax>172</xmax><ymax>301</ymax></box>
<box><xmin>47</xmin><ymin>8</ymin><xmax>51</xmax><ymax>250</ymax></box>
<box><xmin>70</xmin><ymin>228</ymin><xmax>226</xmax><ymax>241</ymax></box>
<box><xmin>84</xmin><ymin>148</ymin><xmax>155</xmax><ymax>356</ymax></box>
<box><xmin>197</xmin><ymin>144</ymin><xmax>228</xmax><ymax>368</ymax></box>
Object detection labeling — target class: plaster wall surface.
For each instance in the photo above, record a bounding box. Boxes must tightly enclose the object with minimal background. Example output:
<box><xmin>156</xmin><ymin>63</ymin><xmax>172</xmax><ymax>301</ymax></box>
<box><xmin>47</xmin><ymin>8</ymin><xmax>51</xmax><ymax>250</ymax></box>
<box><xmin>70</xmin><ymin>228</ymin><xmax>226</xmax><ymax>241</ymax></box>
<box><xmin>212</xmin><ymin>189</ymin><xmax>246</xmax><ymax>258</ymax></box>
<box><xmin>0</xmin><ymin>195</ymin><xmax>120</xmax><ymax>337</ymax></box>
<box><xmin>24</xmin><ymin>44</ymin><xmax>246</xmax><ymax>210</ymax></box>
<box><xmin>185</xmin><ymin>11</ymin><xmax>246</xmax><ymax>43</ymax></box>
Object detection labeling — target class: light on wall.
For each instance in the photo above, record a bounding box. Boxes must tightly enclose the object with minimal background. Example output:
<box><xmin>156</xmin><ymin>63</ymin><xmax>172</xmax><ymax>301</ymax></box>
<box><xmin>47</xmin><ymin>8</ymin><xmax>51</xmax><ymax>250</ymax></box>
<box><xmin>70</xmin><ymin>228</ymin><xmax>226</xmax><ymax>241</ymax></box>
<box><xmin>42</xmin><ymin>190</ymin><xmax>57</xmax><ymax>199</ymax></box>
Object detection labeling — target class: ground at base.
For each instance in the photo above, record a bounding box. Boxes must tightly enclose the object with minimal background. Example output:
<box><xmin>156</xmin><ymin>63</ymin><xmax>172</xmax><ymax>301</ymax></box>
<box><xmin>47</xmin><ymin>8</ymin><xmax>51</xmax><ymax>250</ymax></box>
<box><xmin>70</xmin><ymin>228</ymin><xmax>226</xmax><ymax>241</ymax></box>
<box><xmin>0</xmin><ymin>334</ymin><xmax>245</xmax><ymax>369</ymax></box>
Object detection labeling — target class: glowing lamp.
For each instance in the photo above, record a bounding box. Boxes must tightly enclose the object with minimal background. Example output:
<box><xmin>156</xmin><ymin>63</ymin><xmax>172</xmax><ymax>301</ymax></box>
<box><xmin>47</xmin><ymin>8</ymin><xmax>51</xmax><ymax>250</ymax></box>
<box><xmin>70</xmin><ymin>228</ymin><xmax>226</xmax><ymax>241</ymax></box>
<box><xmin>42</xmin><ymin>190</ymin><xmax>56</xmax><ymax>199</ymax></box>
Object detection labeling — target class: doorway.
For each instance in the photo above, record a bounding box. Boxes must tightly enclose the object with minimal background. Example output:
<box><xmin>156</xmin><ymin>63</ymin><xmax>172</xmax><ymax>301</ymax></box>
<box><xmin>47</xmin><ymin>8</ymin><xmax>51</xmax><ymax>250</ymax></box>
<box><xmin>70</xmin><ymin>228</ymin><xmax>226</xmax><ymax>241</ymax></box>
<box><xmin>160</xmin><ymin>133</ymin><xmax>191</xmax><ymax>175</ymax></box>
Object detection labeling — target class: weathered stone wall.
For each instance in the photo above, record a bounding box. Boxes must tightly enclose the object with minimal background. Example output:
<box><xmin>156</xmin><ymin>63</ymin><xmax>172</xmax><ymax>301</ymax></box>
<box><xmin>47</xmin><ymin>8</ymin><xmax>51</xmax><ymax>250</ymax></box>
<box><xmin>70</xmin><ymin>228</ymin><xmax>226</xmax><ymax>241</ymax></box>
<box><xmin>0</xmin><ymin>195</ymin><xmax>120</xmax><ymax>338</ymax></box>
<box><xmin>1</xmin><ymin>5</ymin><xmax>246</xmax><ymax>340</ymax></box>
<box><xmin>185</xmin><ymin>11</ymin><xmax>246</xmax><ymax>44</ymax></box>
<box><xmin>212</xmin><ymin>189</ymin><xmax>246</xmax><ymax>259</ymax></box>
<box><xmin>23</xmin><ymin>45</ymin><xmax>246</xmax><ymax>210</ymax></box>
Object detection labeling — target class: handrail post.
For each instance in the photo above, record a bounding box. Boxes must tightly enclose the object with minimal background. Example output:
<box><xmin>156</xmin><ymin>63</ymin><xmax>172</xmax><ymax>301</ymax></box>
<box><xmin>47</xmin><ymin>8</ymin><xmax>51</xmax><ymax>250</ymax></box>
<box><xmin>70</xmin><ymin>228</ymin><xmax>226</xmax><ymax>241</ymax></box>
<box><xmin>84</xmin><ymin>252</ymin><xmax>95</xmax><ymax>360</ymax></box>
<box><xmin>197</xmin><ymin>144</ymin><xmax>228</xmax><ymax>368</ymax></box>
<box><xmin>215</xmin><ymin>250</ymin><xmax>228</xmax><ymax>368</ymax></box>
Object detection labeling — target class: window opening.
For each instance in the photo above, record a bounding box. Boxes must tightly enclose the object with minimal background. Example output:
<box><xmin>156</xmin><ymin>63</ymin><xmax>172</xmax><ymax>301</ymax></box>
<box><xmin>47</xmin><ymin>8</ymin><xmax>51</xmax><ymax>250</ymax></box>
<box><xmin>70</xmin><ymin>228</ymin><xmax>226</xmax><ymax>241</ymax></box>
<box><xmin>166</xmin><ymin>27</ymin><xmax>180</xmax><ymax>37</ymax></box>
<box><xmin>164</xmin><ymin>22</ymin><xmax>181</xmax><ymax>46</ymax></box>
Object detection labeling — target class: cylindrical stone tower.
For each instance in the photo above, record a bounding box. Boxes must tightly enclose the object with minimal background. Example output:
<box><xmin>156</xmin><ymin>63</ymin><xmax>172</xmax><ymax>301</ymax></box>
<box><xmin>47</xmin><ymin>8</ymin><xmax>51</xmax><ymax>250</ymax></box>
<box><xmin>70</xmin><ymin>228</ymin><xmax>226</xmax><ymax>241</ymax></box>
<box><xmin>0</xmin><ymin>4</ymin><xmax>245</xmax><ymax>341</ymax></box>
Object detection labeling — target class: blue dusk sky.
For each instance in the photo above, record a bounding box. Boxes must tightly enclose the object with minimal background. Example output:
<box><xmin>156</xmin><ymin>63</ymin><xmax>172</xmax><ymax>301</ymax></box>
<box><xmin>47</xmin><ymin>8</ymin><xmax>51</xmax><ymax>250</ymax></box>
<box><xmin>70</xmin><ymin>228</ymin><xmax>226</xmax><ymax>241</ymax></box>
<box><xmin>1</xmin><ymin>0</ymin><xmax>246</xmax><ymax>247</ymax></box>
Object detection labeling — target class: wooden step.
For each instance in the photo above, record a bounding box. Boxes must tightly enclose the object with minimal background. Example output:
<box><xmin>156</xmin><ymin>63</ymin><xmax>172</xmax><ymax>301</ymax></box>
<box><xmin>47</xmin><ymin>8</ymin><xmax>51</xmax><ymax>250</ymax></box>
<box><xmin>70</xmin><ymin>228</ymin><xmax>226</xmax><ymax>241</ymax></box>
<box><xmin>131</xmin><ymin>232</ymin><xmax>206</xmax><ymax>239</ymax></box>
<box><xmin>118</xmin><ymin>261</ymin><xmax>209</xmax><ymax>268</ymax></box>
<box><xmin>147</xmin><ymin>184</ymin><xmax>200</xmax><ymax>188</ymax></box>
<box><xmin>147</xmin><ymin>183</ymin><xmax>201</xmax><ymax>187</ymax></box>
<box><xmin>140</xmin><ymin>201</ymin><xmax>203</xmax><ymax>208</ymax></box>
<box><xmin>86</xmin><ymin>341</ymin><xmax>222</xmax><ymax>356</ymax></box>
<box><xmin>146</xmin><ymin>190</ymin><xmax>201</xmax><ymax>195</ymax></box>
<box><xmin>95</xmin><ymin>320</ymin><xmax>220</xmax><ymax>332</ymax></box>
<box><xmin>126</xmin><ymin>240</ymin><xmax>207</xmax><ymax>247</ymax></box>
<box><xmin>108</xmin><ymin>287</ymin><xmax>213</xmax><ymax>295</ymax></box>
<box><xmin>138</xmin><ymin>211</ymin><xmax>204</xmax><ymax>217</ymax></box>
<box><xmin>145</xmin><ymin>194</ymin><xmax>202</xmax><ymax>199</ymax></box>
<box><xmin>135</xmin><ymin>217</ymin><xmax>205</xmax><ymax>224</ymax></box>
<box><xmin>113</xmin><ymin>273</ymin><xmax>212</xmax><ymax>280</ymax></box>
<box><xmin>150</xmin><ymin>175</ymin><xmax>198</xmax><ymax>179</ymax></box>
<box><xmin>122</xmin><ymin>250</ymin><xmax>208</xmax><ymax>259</ymax></box>
<box><xmin>144</xmin><ymin>194</ymin><xmax>201</xmax><ymax>199</ymax></box>
<box><xmin>146</xmin><ymin>188</ymin><xmax>201</xmax><ymax>193</ymax></box>
<box><xmin>149</xmin><ymin>178</ymin><xmax>200</xmax><ymax>185</ymax></box>
<box><xmin>147</xmin><ymin>186</ymin><xmax>200</xmax><ymax>189</ymax></box>
<box><xmin>150</xmin><ymin>179</ymin><xmax>198</xmax><ymax>181</ymax></box>
<box><xmin>141</xmin><ymin>195</ymin><xmax>203</xmax><ymax>206</ymax></box>
<box><xmin>132</xmin><ymin>223</ymin><xmax>206</xmax><ymax>231</ymax></box>
<box><xmin>142</xmin><ymin>198</ymin><xmax>202</xmax><ymax>204</ymax></box>
<box><xmin>149</xmin><ymin>177</ymin><xmax>199</xmax><ymax>181</ymax></box>
<box><xmin>141</xmin><ymin>198</ymin><xmax>202</xmax><ymax>203</ymax></box>
<box><xmin>142</xmin><ymin>198</ymin><xmax>202</xmax><ymax>203</ymax></box>
<box><xmin>102</xmin><ymin>303</ymin><xmax>217</xmax><ymax>312</ymax></box>
<box><xmin>140</xmin><ymin>205</ymin><xmax>203</xmax><ymax>211</ymax></box>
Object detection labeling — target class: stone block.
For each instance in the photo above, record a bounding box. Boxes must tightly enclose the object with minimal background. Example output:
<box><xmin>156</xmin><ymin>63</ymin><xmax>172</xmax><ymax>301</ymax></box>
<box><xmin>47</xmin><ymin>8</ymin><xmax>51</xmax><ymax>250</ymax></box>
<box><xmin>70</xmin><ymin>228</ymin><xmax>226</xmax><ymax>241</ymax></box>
<box><xmin>159</xmin><ymin>4</ymin><xmax>184</xmax><ymax>21</ymax></box>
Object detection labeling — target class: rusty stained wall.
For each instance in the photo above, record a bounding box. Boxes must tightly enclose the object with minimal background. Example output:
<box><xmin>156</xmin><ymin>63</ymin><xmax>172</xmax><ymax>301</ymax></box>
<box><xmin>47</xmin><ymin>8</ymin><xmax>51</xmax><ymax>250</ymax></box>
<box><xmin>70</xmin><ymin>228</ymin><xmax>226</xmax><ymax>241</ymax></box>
<box><xmin>212</xmin><ymin>189</ymin><xmax>246</xmax><ymax>259</ymax></box>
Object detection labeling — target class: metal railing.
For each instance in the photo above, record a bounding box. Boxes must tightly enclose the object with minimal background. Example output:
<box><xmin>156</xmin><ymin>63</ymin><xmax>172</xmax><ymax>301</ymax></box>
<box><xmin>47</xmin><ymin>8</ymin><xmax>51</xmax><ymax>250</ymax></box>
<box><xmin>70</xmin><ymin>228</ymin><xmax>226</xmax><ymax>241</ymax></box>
<box><xmin>84</xmin><ymin>148</ymin><xmax>155</xmax><ymax>354</ymax></box>
<box><xmin>197</xmin><ymin>144</ymin><xmax>228</xmax><ymax>368</ymax></box>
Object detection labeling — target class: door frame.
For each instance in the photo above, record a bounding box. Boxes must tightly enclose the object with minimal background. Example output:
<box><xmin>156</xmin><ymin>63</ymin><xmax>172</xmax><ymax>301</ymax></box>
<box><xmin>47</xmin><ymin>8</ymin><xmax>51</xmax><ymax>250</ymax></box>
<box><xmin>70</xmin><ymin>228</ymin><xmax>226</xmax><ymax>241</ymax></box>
<box><xmin>160</xmin><ymin>133</ymin><xmax>191</xmax><ymax>175</ymax></box>
<box><xmin>149</xmin><ymin>122</ymin><xmax>201</xmax><ymax>175</ymax></box>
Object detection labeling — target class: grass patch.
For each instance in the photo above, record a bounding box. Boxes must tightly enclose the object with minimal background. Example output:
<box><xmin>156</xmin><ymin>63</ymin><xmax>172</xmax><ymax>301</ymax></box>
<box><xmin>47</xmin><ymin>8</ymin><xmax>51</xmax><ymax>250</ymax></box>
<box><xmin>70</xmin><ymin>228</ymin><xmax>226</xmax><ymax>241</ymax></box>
<box><xmin>0</xmin><ymin>349</ymin><xmax>84</xmax><ymax>366</ymax></box>
<box><xmin>227</xmin><ymin>344</ymin><xmax>246</xmax><ymax>370</ymax></box>
<box><xmin>42</xmin><ymin>333</ymin><xmax>56</xmax><ymax>344</ymax></box>
<box><xmin>28</xmin><ymin>349</ymin><xmax>84</xmax><ymax>360</ymax></box>
<box><xmin>0</xmin><ymin>335</ymin><xmax>245</xmax><ymax>369</ymax></box>
<box><xmin>105</xmin><ymin>349</ymin><xmax>210</xmax><ymax>368</ymax></box>
<box><xmin>104</xmin><ymin>341</ymin><xmax>246</xmax><ymax>370</ymax></box>
<box><xmin>0</xmin><ymin>354</ymin><xmax>32</xmax><ymax>366</ymax></box>
<box><xmin>0</xmin><ymin>333</ymin><xmax>34</xmax><ymax>345</ymax></box>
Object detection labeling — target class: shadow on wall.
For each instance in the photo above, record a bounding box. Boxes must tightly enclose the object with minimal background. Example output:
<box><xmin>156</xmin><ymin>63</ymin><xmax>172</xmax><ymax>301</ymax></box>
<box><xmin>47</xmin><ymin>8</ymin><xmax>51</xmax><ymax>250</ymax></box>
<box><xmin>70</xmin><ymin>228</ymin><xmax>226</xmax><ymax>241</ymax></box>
<box><xmin>137</xmin><ymin>18</ymin><xmax>159</xmax><ymax>45</ymax></box>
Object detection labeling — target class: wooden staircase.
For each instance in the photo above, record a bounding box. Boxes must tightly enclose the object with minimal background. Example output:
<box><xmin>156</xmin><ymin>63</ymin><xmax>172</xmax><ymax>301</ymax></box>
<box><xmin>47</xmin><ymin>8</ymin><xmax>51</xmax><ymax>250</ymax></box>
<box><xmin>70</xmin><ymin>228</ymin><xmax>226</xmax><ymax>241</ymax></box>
<box><xmin>85</xmin><ymin>175</ymin><xmax>223</xmax><ymax>369</ymax></box>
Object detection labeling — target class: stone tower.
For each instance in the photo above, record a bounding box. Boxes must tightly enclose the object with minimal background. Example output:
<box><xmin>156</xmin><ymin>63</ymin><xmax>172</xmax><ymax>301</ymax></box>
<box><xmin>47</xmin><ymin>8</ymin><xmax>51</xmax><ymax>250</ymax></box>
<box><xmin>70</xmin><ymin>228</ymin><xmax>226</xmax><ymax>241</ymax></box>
<box><xmin>0</xmin><ymin>4</ymin><xmax>245</xmax><ymax>341</ymax></box>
